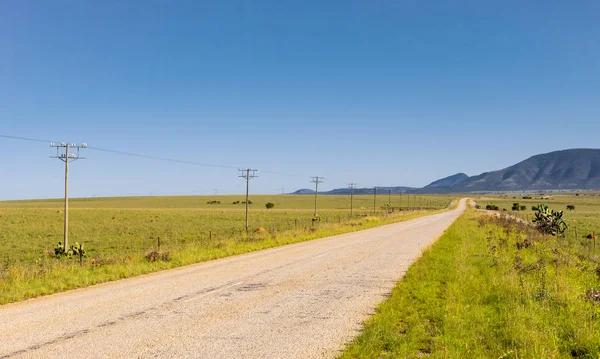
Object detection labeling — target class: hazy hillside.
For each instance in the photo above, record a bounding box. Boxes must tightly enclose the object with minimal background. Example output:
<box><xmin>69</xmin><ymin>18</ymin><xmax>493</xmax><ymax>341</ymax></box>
<box><xmin>293</xmin><ymin>149</ymin><xmax>600</xmax><ymax>194</ymax></box>
<box><xmin>425</xmin><ymin>173</ymin><xmax>469</xmax><ymax>188</ymax></box>
<box><xmin>293</xmin><ymin>186</ymin><xmax>414</xmax><ymax>195</ymax></box>
<box><xmin>454</xmin><ymin>149</ymin><xmax>600</xmax><ymax>192</ymax></box>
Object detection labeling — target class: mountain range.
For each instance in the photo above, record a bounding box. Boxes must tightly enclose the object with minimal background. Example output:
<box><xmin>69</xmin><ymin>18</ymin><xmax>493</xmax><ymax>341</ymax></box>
<box><xmin>293</xmin><ymin>149</ymin><xmax>600</xmax><ymax>195</ymax></box>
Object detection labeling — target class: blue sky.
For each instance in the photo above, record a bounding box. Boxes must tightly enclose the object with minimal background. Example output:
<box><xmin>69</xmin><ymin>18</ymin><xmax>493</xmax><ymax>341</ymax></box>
<box><xmin>1</xmin><ymin>1</ymin><xmax>599</xmax><ymax>199</ymax></box>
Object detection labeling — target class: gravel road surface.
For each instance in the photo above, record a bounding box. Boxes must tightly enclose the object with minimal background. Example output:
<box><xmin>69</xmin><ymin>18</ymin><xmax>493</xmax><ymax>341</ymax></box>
<box><xmin>0</xmin><ymin>199</ymin><xmax>466</xmax><ymax>359</ymax></box>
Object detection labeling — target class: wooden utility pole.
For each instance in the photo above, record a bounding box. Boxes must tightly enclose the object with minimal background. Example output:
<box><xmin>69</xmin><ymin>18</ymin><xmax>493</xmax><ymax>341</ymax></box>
<box><xmin>373</xmin><ymin>186</ymin><xmax>377</xmax><ymax>213</ymax></box>
<box><xmin>310</xmin><ymin>176</ymin><xmax>324</xmax><ymax>217</ymax></box>
<box><xmin>238</xmin><ymin>168</ymin><xmax>258</xmax><ymax>234</ymax></box>
<box><xmin>51</xmin><ymin>142</ymin><xmax>86</xmax><ymax>253</ymax></box>
<box><xmin>348</xmin><ymin>183</ymin><xmax>357</xmax><ymax>216</ymax></box>
<box><xmin>64</xmin><ymin>145</ymin><xmax>69</xmax><ymax>251</ymax></box>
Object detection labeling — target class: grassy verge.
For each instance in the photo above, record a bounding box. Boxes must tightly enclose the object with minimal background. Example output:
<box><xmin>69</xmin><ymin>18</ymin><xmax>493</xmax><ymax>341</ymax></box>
<box><xmin>0</xmin><ymin>208</ymin><xmax>443</xmax><ymax>305</ymax></box>
<box><xmin>340</xmin><ymin>210</ymin><xmax>600</xmax><ymax>358</ymax></box>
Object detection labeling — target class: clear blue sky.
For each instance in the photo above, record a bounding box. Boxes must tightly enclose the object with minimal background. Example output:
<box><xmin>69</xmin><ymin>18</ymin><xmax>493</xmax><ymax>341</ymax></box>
<box><xmin>1</xmin><ymin>1</ymin><xmax>599</xmax><ymax>199</ymax></box>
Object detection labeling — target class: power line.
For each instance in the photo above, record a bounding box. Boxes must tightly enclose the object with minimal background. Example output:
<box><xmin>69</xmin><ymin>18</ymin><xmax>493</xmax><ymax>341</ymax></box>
<box><xmin>0</xmin><ymin>134</ymin><xmax>58</xmax><ymax>143</ymax></box>
<box><xmin>0</xmin><ymin>134</ymin><xmax>300</xmax><ymax>175</ymax></box>
<box><xmin>1</xmin><ymin>133</ymin><xmax>375</xmax><ymax>185</ymax></box>
<box><xmin>87</xmin><ymin>146</ymin><xmax>240</xmax><ymax>170</ymax></box>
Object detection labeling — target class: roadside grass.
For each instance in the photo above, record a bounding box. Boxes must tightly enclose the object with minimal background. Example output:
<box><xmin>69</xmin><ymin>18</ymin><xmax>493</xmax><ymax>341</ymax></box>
<box><xmin>475</xmin><ymin>193</ymin><xmax>600</xmax><ymax>239</ymax></box>
<box><xmin>340</xmin><ymin>209</ymin><xmax>600</xmax><ymax>358</ymax></box>
<box><xmin>0</xmin><ymin>194</ymin><xmax>453</xmax><ymax>305</ymax></box>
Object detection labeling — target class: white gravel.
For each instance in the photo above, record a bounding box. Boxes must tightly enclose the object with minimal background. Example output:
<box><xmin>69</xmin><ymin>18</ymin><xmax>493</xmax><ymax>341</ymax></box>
<box><xmin>0</xmin><ymin>199</ymin><xmax>466</xmax><ymax>359</ymax></box>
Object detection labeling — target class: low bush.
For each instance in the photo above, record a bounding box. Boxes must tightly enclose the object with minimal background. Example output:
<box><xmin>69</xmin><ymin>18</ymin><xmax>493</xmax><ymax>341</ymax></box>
<box><xmin>145</xmin><ymin>251</ymin><xmax>171</xmax><ymax>262</ymax></box>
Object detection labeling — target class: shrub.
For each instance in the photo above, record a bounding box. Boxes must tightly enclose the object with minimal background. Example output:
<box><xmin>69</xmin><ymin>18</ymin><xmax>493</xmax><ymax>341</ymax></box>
<box><xmin>531</xmin><ymin>205</ymin><xmax>538</xmax><ymax>211</ymax></box>
<box><xmin>512</xmin><ymin>203</ymin><xmax>520</xmax><ymax>211</ymax></box>
<box><xmin>145</xmin><ymin>251</ymin><xmax>171</xmax><ymax>262</ymax></box>
<box><xmin>485</xmin><ymin>204</ymin><xmax>499</xmax><ymax>211</ymax></box>
<box><xmin>522</xmin><ymin>196</ymin><xmax>532</xmax><ymax>199</ymax></box>
<box><xmin>566</xmin><ymin>205</ymin><xmax>575</xmax><ymax>211</ymax></box>
<box><xmin>265</xmin><ymin>202</ymin><xmax>275</xmax><ymax>209</ymax></box>
<box><xmin>520</xmin><ymin>205</ymin><xmax>527</xmax><ymax>211</ymax></box>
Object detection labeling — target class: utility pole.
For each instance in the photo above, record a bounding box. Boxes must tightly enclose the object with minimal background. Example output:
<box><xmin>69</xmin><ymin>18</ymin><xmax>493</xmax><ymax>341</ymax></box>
<box><xmin>213</xmin><ymin>188</ymin><xmax>218</xmax><ymax>196</ymax></box>
<box><xmin>238</xmin><ymin>168</ymin><xmax>258</xmax><ymax>234</ymax></box>
<box><xmin>50</xmin><ymin>141</ymin><xmax>87</xmax><ymax>253</ymax></box>
<box><xmin>399</xmin><ymin>192</ymin><xmax>403</xmax><ymax>210</ymax></box>
<box><xmin>373</xmin><ymin>186</ymin><xmax>377</xmax><ymax>213</ymax></box>
<box><xmin>407</xmin><ymin>193</ymin><xmax>410</xmax><ymax>210</ymax></box>
<box><xmin>348</xmin><ymin>183</ymin><xmax>357</xmax><ymax>216</ymax></box>
<box><xmin>310</xmin><ymin>176</ymin><xmax>324</xmax><ymax>217</ymax></box>
<box><xmin>388</xmin><ymin>189</ymin><xmax>391</xmax><ymax>205</ymax></box>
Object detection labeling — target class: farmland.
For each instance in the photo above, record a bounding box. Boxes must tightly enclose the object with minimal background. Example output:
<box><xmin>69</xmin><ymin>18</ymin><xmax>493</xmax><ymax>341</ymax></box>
<box><xmin>0</xmin><ymin>194</ymin><xmax>453</xmax><ymax>304</ymax></box>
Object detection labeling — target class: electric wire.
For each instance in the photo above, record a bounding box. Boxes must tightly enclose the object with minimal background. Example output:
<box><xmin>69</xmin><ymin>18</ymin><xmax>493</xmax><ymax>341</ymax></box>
<box><xmin>0</xmin><ymin>134</ymin><xmax>315</xmax><ymax>178</ymax></box>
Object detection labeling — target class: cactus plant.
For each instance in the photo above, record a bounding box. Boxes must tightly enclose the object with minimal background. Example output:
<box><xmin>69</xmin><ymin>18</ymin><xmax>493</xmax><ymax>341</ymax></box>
<box><xmin>533</xmin><ymin>204</ymin><xmax>568</xmax><ymax>236</ymax></box>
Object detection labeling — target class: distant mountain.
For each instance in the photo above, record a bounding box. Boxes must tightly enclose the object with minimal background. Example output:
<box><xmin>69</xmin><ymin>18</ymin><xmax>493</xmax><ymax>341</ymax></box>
<box><xmin>293</xmin><ymin>188</ymin><xmax>316</xmax><ymax>194</ymax></box>
<box><xmin>293</xmin><ymin>186</ymin><xmax>414</xmax><ymax>195</ymax></box>
<box><xmin>292</xmin><ymin>149</ymin><xmax>600</xmax><ymax>194</ymax></box>
<box><xmin>425</xmin><ymin>173</ymin><xmax>469</xmax><ymax>188</ymax></box>
<box><xmin>453</xmin><ymin>149</ymin><xmax>600</xmax><ymax>192</ymax></box>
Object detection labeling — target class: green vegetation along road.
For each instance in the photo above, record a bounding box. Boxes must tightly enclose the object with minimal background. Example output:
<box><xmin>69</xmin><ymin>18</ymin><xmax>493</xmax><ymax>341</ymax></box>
<box><xmin>342</xmin><ymin>195</ymin><xmax>600</xmax><ymax>358</ymax></box>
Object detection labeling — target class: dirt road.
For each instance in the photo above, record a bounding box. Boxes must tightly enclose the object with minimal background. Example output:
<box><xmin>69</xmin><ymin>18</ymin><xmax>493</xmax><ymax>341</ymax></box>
<box><xmin>0</xmin><ymin>199</ymin><xmax>466</xmax><ymax>359</ymax></box>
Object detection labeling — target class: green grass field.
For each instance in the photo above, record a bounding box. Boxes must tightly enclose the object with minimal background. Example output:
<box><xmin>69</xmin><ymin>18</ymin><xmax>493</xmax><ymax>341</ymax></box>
<box><xmin>475</xmin><ymin>193</ymin><xmax>600</xmax><ymax>239</ymax></box>
<box><xmin>0</xmin><ymin>194</ymin><xmax>453</xmax><ymax>304</ymax></box>
<box><xmin>341</xmin><ymin>195</ymin><xmax>600</xmax><ymax>358</ymax></box>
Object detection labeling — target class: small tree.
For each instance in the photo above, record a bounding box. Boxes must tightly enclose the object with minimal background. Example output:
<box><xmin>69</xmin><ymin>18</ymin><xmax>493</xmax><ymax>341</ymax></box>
<box><xmin>566</xmin><ymin>205</ymin><xmax>575</xmax><ymax>211</ymax></box>
<box><xmin>512</xmin><ymin>203</ymin><xmax>520</xmax><ymax>211</ymax></box>
<box><xmin>533</xmin><ymin>204</ymin><xmax>568</xmax><ymax>236</ymax></box>
<box><xmin>265</xmin><ymin>202</ymin><xmax>275</xmax><ymax>209</ymax></box>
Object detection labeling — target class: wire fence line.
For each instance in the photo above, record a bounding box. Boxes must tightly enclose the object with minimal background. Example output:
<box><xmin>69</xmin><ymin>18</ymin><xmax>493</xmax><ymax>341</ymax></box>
<box><xmin>0</xmin><ymin>203</ymin><xmax>451</xmax><ymax>270</ymax></box>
